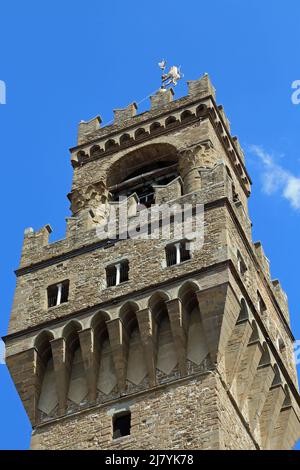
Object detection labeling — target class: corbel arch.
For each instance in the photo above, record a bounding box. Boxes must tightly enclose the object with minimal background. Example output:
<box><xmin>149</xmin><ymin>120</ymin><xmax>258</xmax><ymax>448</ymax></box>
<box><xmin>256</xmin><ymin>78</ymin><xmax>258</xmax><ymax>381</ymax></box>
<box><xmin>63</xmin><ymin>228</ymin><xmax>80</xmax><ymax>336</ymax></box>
<box><xmin>238</xmin><ymin>298</ymin><xmax>249</xmax><ymax>322</ymax></box>
<box><xmin>178</xmin><ymin>281</ymin><xmax>209</xmax><ymax>369</ymax></box>
<box><xmin>119</xmin><ymin>300</ymin><xmax>147</xmax><ymax>388</ymax></box>
<box><xmin>62</xmin><ymin>320</ymin><xmax>87</xmax><ymax>408</ymax></box>
<box><xmin>180</xmin><ymin>109</ymin><xmax>194</xmax><ymax>122</ymax></box>
<box><xmin>35</xmin><ymin>330</ymin><xmax>58</xmax><ymax>419</ymax></box>
<box><xmin>165</xmin><ymin>115</ymin><xmax>179</xmax><ymax>128</ymax></box>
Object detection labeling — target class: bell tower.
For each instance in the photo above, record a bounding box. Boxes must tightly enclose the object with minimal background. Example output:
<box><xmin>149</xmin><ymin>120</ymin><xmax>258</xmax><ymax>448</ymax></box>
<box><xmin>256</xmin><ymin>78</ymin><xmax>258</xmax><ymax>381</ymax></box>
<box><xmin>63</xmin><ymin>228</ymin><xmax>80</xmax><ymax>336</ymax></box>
<box><xmin>4</xmin><ymin>72</ymin><xmax>300</xmax><ymax>449</ymax></box>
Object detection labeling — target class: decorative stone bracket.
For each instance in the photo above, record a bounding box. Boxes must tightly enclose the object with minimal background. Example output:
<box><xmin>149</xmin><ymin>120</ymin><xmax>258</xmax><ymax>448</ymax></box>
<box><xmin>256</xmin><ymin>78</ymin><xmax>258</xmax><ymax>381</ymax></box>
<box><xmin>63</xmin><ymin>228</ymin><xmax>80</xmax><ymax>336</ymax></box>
<box><xmin>178</xmin><ymin>140</ymin><xmax>217</xmax><ymax>193</ymax></box>
<box><xmin>67</xmin><ymin>181</ymin><xmax>110</xmax><ymax>224</ymax></box>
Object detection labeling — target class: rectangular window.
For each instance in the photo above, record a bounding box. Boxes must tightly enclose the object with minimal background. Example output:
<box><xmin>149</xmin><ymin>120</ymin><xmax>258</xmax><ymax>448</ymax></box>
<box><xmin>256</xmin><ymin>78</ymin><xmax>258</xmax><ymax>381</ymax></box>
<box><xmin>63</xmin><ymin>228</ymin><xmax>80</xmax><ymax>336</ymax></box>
<box><xmin>106</xmin><ymin>260</ymin><xmax>129</xmax><ymax>287</ymax></box>
<box><xmin>47</xmin><ymin>280</ymin><xmax>69</xmax><ymax>308</ymax></box>
<box><xmin>166</xmin><ymin>241</ymin><xmax>191</xmax><ymax>267</ymax></box>
<box><xmin>113</xmin><ymin>412</ymin><xmax>131</xmax><ymax>439</ymax></box>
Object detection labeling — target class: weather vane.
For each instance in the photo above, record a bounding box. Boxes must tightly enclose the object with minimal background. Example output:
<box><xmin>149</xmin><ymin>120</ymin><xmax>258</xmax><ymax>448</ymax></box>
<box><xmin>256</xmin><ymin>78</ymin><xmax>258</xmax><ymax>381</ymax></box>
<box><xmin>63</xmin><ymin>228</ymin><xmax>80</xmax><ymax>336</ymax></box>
<box><xmin>158</xmin><ymin>59</ymin><xmax>183</xmax><ymax>90</ymax></box>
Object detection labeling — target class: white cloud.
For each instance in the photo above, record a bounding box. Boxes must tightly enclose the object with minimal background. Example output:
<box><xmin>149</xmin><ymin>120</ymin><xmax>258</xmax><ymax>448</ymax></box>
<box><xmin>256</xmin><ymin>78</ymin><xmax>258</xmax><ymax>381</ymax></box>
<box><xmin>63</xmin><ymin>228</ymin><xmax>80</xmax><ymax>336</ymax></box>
<box><xmin>249</xmin><ymin>145</ymin><xmax>300</xmax><ymax>210</ymax></box>
<box><xmin>0</xmin><ymin>340</ymin><xmax>5</xmax><ymax>365</ymax></box>
<box><xmin>283</xmin><ymin>176</ymin><xmax>300</xmax><ymax>210</ymax></box>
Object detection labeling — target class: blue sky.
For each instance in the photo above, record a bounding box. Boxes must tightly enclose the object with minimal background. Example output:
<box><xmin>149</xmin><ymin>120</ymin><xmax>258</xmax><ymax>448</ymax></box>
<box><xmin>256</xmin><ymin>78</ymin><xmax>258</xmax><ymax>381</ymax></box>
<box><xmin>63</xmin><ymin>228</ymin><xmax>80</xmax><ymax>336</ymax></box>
<box><xmin>0</xmin><ymin>0</ymin><xmax>300</xmax><ymax>450</ymax></box>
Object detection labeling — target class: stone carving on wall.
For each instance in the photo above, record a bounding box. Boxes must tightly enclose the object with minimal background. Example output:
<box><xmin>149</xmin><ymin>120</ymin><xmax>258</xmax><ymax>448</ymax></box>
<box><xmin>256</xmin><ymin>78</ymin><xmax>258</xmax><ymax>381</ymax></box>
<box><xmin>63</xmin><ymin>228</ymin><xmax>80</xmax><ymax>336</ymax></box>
<box><xmin>68</xmin><ymin>181</ymin><xmax>110</xmax><ymax>223</ymax></box>
<box><xmin>179</xmin><ymin>139</ymin><xmax>216</xmax><ymax>173</ymax></box>
<box><xmin>178</xmin><ymin>140</ymin><xmax>217</xmax><ymax>193</ymax></box>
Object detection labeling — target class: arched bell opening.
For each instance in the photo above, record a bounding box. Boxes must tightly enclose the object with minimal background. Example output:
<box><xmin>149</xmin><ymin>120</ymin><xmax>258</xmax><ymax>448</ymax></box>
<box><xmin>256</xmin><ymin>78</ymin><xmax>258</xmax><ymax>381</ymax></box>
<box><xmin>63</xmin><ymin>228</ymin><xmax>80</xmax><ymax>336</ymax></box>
<box><xmin>107</xmin><ymin>143</ymin><xmax>179</xmax><ymax>208</ymax></box>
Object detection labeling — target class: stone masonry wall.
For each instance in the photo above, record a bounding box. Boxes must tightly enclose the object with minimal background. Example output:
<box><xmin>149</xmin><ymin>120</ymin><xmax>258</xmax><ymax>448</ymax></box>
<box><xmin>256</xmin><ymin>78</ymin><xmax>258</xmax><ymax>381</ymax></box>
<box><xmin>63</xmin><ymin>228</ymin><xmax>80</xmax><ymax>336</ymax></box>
<box><xmin>71</xmin><ymin>119</ymin><xmax>249</xmax><ymax>211</ymax></box>
<box><xmin>10</xmin><ymin>204</ymin><xmax>228</xmax><ymax>333</ymax></box>
<box><xmin>30</xmin><ymin>372</ymin><xmax>254</xmax><ymax>450</ymax></box>
<box><xmin>225</xmin><ymin>210</ymin><xmax>297</xmax><ymax>386</ymax></box>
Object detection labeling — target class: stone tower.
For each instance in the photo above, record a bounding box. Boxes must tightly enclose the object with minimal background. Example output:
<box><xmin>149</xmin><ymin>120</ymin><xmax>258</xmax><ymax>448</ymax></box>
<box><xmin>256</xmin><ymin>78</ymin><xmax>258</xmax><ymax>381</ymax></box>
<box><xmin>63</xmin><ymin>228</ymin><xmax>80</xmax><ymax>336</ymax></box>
<box><xmin>4</xmin><ymin>74</ymin><xmax>300</xmax><ymax>450</ymax></box>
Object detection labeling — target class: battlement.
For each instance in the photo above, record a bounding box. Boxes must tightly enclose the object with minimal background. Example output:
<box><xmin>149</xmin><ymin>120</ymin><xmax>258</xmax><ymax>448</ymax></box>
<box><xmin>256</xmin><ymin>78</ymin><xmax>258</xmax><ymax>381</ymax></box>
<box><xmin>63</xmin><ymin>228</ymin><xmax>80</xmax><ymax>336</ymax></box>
<box><xmin>272</xmin><ymin>279</ymin><xmax>290</xmax><ymax>324</ymax></box>
<box><xmin>77</xmin><ymin>74</ymin><xmax>215</xmax><ymax>144</ymax></box>
<box><xmin>72</xmin><ymin>74</ymin><xmax>249</xmax><ymax>192</ymax></box>
<box><xmin>254</xmin><ymin>241</ymin><xmax>271</xmax><ymax>279</ymax></box>
<box><xmin>253</xmin><ymin>241</ymin><xmax>290</xmax><ymax>323</ymax></box>
<box><xmin>18</xmin><ymin>163</ymin><xmax>234</xmax><ymax>270</ymax></box>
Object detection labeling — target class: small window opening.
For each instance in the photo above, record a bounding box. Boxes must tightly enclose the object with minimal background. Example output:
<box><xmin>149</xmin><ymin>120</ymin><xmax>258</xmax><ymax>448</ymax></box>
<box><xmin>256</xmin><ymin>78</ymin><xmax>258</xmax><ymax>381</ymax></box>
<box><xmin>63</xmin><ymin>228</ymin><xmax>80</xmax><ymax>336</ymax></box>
<box><xmin>257</xmin><ymin>291</ymin><xmax>267</xmax><ymax>314</ymax></box>
<box><xmin>237</xmin><ymin>250</ymin><xmax>247</xmax><ymax>276</ymax></box>
<box><xmin>166</xmin><ymin>241</ymin><xmax>191</xmax><ymax>267</ymax></box>
<box><xmin>232</xmin><ymin>184</ymin><xmax>239</xmax><ymax>203</ymax></box>
<box><xmin>277</xmin><ymin>335</ymin><xmax>286</xmax><ymax>354</ymax></box>
<box><xmin>47</xmin><ymin>280</ymin><xmax>69</xmax><ymax>308</ymax></box>
<box><xmin>113</xmin><ymin>412</ymin><xmax>131</xmax><ymax>439</ymax></box>
<box><xmin>106</xmin><ymin>260</ymin><xmax>129</xmax><ymax>287</ymax></box>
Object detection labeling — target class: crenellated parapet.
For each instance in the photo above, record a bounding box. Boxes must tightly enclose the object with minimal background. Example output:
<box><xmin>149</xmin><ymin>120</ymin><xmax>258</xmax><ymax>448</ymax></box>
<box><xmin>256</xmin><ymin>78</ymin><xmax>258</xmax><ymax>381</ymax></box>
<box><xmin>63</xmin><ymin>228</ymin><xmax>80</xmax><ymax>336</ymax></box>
<box><xmin>253</xmin><ymin>241</ymin><xmax>290</xmax><ymax>324</ymax></box>
<box><xmin>20</xmin><ymin>225</ymin><xmax>52</xmax><ymax>267</ymax></box>
<box><xmin>150</xmin><ymin>88</ymin><xmax>174</xmax><ymax>110</ymax></box>
<box><xmin>272</xmin><ymin>280</ymin><xmax>290</xmax><ymax>324</ymax></box>
<box><xmin>187</xmin><ymin>73</ymin><xmax>216</xmax><ymax>100</ymax></box>
<box><xmin>70</xmin><ymin>74</ymin><xmax>251</xmax><ymax>200</ymax></box>
<box><xmin>254</xmin><ymin>242</ymin><xmax>271</xmax><ymax>280</ymax></box>
<box><xmin>78</xmin><ymin>116</ymin><xmax>102</xmax><ymax>145</ymax></box>
<box><xmin>113</xmin><ymin>102</ymin><xmax>137</xmax><ymax>126</ymax></box>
